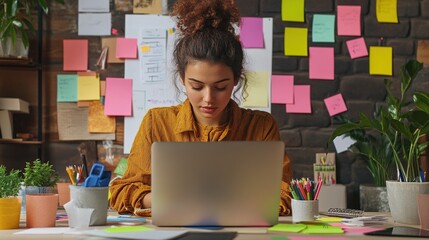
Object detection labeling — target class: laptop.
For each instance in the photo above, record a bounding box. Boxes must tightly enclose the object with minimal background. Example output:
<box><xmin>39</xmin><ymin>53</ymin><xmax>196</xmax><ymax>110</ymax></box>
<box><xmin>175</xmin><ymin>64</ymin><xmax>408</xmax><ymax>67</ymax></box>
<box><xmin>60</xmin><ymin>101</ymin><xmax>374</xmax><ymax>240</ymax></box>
<box><xmin>151</xmin><ymin>141</ymin><xmax>284</xmax><ymax>227</ymax></box>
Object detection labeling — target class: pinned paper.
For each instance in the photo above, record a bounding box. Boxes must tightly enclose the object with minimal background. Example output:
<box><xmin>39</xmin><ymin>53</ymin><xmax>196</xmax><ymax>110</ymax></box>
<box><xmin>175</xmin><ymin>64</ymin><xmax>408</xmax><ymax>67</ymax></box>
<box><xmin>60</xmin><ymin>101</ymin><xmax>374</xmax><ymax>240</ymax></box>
<box><xmin>346</xmin><ymin>37</ymin><xmax>368</xmax><ymax>59</ymax></box>
<box><xmin>63</xmin><ymin>39</ymin><xmax>88</xmax><ymax>71</ymax></box>
<box><xmin>78</xmin><ymin>13</ymin><xmax>111</xmax><ymax>36</ymax></box>
<box><xmin>240</xmin><ymin>17</ymin><xmax>264</xmax><ymax>48</ymax></box>
<box><xmin>271</xmin><ymin>75</ymin><xmax>294</xmax><ymax>104</ymax></box>
<box><xmin>133</xmin><ymin>0</ymin><xmax>162</xmax><ymax>14</ymax></box>
<box><xmin>284</xmin><ymin>27</ymin><xmax>308</xmax><ymax>56</ymax></box>
<box><xmin>333</xmin><ymin>135</ymin><xmax>356</xmax><ymax>153</ymax></box>
<box><xmin>116</xmin><ymin>38</ymin><xmax>138</xmax><ymax>59</ymax></box>
<box><xmin>286</xmin><ymin>85</ymin><xmax>311</xmax><ymax>114</ymax></box>
<box><xmin>376</xmin><ymin>0</ymin><xmax>398</xmax><ymax>23</ymax></box>
<box><xmin>324</xmin><ymin>93</ymin><xmax>347</xmax><ymax>116</ymax></box>
<box><xmin>309</xmin><ymin>47</ymin><xmax>334</xmax><ymax>80</ymax></box>
<box><xmin>57</xmin><ymin>74</ymin><xmax>78</xmax><ymax>102</ymax></box>
<box><xmin>242</xmin><ymin>71</ymin><xmax>269</xmax><ymax>107</ymax></box>
<box><xmin>337</xmin><ymin>5</ymin><xmax>361</xmax><ymax>36</ymax></box>
<box><xmin>104</xmin><ymin>78</ymin><xmax>133</xmax><ymax>116</ymax></box>
<box><xmin>101</xmin><ymin>37</ymin><xmax>124</xmax><ymax>63</ymax></box>
<box><xmin>417</xmin><ymin>40</ymin><xmax>429</xmax><ymax>67</ymax></box>
<box><xmin>369</xmin><ymin>46</ymin><xmax>392</xmax><ymax>76</ymax></box>
<box><xmin>64</xmin><ymin>200</ymin><xmax>94</xmax><ymax>228</ymax></box>
<box><xmin>281</xmin><ymin>0</ymin><xmax>304</xmax><ymax>22</ymax></box>
<box><xmin>77</xmin><ymin>73</ymin><xmax>100</xmax><ymax>101</ymax></box>
<box><xmin>312</xmin><ymin>14</ymin><xmax>335</xmax><ymax>43</ymax></box>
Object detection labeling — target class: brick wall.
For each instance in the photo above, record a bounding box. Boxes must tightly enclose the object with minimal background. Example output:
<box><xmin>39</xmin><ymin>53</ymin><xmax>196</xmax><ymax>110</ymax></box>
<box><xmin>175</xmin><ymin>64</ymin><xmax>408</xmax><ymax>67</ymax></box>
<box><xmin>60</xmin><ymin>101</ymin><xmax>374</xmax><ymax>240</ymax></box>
<box><xmin>37</xmin><ymin>0</ymin><xmax>429</xmax><ymax>209</ymax></box>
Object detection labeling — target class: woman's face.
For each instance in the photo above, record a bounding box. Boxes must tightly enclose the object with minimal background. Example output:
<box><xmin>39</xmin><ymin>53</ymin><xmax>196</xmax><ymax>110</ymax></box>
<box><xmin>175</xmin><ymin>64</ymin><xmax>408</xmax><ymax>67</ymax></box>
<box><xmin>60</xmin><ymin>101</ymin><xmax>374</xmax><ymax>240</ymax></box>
<box><xmin>182</xmin><ymin>61</ymin><xmax>236</xmax><ymax>126</ymax></box>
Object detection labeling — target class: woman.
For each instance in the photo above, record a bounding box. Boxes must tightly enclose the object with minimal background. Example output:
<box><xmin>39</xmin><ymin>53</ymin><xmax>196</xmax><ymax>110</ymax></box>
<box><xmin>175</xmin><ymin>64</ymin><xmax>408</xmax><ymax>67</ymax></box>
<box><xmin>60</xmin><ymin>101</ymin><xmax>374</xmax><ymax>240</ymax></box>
<box><xmin>109</xmin><ymin>0</ymin><xmax>293</xmax><ymax>216</ymax></box>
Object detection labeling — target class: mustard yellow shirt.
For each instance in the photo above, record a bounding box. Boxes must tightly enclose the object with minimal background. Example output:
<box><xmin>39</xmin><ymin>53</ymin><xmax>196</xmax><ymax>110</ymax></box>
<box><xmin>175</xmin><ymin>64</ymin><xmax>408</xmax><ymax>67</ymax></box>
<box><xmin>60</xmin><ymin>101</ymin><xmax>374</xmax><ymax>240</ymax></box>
<box><xmin>109</xmin><ymin>99</ymin><xmax>293</xmax><ymax>215</ymax></box>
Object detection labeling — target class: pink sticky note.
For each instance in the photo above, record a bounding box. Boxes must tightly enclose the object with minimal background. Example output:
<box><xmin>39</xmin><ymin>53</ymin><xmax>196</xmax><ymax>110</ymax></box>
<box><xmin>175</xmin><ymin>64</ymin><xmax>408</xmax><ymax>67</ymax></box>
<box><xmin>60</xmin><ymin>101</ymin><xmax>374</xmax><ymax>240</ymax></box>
<box><xmin>104</xmin><ymin>77</ymin><xmax>132</xmax><ymax>116</ymax></box>
<box><xmin>111</xmin><ymin>28</ymin><xmax>118</xmax><ymax>35</ymax></box>
<box><xmin>116</xmin><ymin>38</ymin><xmax>138</xmax><ymax>59</ymax></box>
<box><xmin>337</xmin><ymin>5</ymin><xmax>361</xmax><ymax>36</ymax></box>
<box><xmin>346</xmin><ymin>37</ymin><xmax>368</xmax><ymax>59</ymax></box>
<box><xmin>286</xmin><ymin>85</ymin><xmax>311</xmax><ymax>113</ymax></box>
<box><xmin>240</xmin><ymin>17</ymin><xmax>264</xmax><ymax>48</ymax></box>
<box><xmin>271</xmin><ymin>75</ymin><xmax>294</xmax><ymax>104</ymax></box>
<box><xmin>324</xmin><ymin>93</ymin><xmax>347</xmax><ymax>116</ymax></box>
<box><xmin>309</xmin><ymin>47</ymin><xmax>334</xmax><ymax>80</ymax></box>
<box><xmin>63</xmin><ymin>39</ymin><xmax>88</xmax><ymax>71</ymax></box>
<box><xmin>290</xmin><ymin>237</ymin><xmax>347</xmax><ymax>240</ymax></box>
<box><xmin>330</xmin><ymin>223</ymin><xmax>385</xmax><ymax>235</ymax></box>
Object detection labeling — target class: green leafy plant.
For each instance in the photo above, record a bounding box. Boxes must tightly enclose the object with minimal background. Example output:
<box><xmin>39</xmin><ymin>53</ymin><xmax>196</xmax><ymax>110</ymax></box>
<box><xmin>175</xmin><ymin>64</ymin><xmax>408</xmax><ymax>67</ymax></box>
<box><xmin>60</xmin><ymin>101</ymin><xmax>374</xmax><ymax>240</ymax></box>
<box><xmin>23</xmin><ymin>159</ymin><xmax>59</xmax><ymax>187</ymax></box>
<box><xmin>329</xmin><ymin>60</ymin><xmax>429</xmax><ymax>183</ymax></box>
<box><xmin>0</xmin><ymin>0</ymin><xmax>64</xmax><ymax>48</ymax></box>
<box><xmin>0</xmin><ymin>165</ymin><xmax>22</xmax><ymax>198</ymax></box>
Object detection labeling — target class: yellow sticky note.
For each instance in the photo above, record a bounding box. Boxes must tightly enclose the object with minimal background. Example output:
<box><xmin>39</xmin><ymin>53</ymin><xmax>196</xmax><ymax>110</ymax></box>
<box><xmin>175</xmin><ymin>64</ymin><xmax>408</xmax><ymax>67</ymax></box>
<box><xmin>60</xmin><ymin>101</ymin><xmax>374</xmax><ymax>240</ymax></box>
<box><xmin>242</xmin><ymin>71</ymin><xmax>269</xmax><ymax>108</ymax></box>
<box><xmin>376</xmin><ymin>0</ymin><xmax>398</xmax><ymax>23</ymax></box>
<box><xmin>284</xmin><ymin>27</ymin><xmax>308</xmax><ymax>56</ymax></box>
<box><xmin>316</xmin><ymin>217</ymin><xmax>344</xmax><ymax>223</ymax></box>
<box><xmin>104</xmin><ymin>226</ymin><xmax>153</xmax><ymax>233</ymax></box>
<box><xmin>369</xmin><ymin>46</ymin><xmax>393</xmax><ymax>76</ymax></box>
<box><xmin>268</xmin><ymin>223</ymin><xmax>307</xmax><ymax>232</ymax></box>
<box><xmin>301</xmin><ymin>224</ymin><xmax>344</xmax><ymax>234</ymax></box>
<box><xmin>168</xmin><ymin>28</ymin><xmax>174</xmax><ymax>34</ymax></box>
<box><xmin>141</xmin><ymin>45</ymin><xmax>151</xmax><ymax>52</ymax></box>
<box><xmin>281</xmin><ymin>0</ymin><xmax>304</xmax><ymax>22</ymax></box>
<box><xmin>77</xmin><ymin>75</ymin><xmax>100</xmax><ymax>101</ymax></box>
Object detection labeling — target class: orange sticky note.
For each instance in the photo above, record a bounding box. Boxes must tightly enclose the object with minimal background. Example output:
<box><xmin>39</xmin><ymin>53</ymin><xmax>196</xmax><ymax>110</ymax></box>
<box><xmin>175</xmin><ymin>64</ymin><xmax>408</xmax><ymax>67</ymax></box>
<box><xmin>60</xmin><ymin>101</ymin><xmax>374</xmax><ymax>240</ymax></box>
<box><xmin>63</xmin><ymin>39</ymin><xmax>88</xmax><ymax>71</ymax></box>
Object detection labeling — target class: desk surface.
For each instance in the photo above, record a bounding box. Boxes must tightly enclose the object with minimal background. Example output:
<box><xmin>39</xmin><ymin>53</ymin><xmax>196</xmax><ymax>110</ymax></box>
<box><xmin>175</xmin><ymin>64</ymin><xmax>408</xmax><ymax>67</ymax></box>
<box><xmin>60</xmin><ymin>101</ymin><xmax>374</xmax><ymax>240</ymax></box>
<box><xmin>0</xmin><ymin>211</ymin><xmax>422</xmax><ymax>240</ymax></box>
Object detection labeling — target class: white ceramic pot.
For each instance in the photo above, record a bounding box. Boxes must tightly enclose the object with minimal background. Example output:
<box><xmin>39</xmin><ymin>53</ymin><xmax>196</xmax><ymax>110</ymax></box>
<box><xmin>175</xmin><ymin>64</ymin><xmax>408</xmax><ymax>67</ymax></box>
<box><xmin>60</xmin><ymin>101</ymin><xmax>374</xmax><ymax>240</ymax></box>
<box><xmin>386</xmin><ymin>181</ymin><xmax>429</xmax><ymax>225</ymax></box>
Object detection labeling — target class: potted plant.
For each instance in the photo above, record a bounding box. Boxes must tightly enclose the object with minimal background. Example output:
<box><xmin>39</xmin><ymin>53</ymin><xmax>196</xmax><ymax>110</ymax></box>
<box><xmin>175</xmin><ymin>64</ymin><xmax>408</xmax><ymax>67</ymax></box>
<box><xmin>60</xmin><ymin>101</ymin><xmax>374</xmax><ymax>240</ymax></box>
<box><xmin>0</xmin><ymin>0</ymin><xmax>64</xmax><ymax>57</ymax></box>
<box><xmin>0</xmin><ymin>165</ymin><xmax>23</xmax><ymax>229</ymax></box>
<box><xmin>23</xmin><ymin>159</ymin><xmax>59</xmax><ymax>194</ymax></box>
<box><xmin>329</xmin><ymin>59</ymin><xmax>429</xmax><ymax>224</ymax></box>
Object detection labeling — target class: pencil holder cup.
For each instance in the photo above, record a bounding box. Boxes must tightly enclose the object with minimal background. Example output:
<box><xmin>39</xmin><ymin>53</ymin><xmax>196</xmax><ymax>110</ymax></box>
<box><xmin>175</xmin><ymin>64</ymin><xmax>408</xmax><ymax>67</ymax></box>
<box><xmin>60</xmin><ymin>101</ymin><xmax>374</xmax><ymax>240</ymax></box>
<box><xmin>291</xmin><ymin>199</ymin><xmax>319</xmax><ymax>223</ymax></box>
<box><xmin>68</xmin><ymin>185</ymin><xmax>109</xmax><ymax>226</ymax></box>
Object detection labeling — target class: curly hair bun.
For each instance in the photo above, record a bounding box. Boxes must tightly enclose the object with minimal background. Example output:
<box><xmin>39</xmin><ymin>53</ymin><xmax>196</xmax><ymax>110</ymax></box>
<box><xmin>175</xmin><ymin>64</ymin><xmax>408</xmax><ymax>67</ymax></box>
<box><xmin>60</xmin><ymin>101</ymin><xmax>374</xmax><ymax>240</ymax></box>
<box><xmin>171</xmin><ymin>0</ymin><xmax>240</xmax><ymax>36</ymax></box>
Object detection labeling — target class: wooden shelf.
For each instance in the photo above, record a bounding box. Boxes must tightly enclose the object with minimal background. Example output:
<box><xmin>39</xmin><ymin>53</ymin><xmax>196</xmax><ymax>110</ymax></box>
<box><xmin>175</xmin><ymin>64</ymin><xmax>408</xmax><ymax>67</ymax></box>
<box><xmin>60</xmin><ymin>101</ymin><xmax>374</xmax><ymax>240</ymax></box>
<box><xmin>0</xmin><ymin>57</ymin><xmax>37</xmax><ymax>68</ymax></box>
<box><xmin>0</xmin><ymin>139</ymin><xmax>42</xmax><ymax>145</ymax></box>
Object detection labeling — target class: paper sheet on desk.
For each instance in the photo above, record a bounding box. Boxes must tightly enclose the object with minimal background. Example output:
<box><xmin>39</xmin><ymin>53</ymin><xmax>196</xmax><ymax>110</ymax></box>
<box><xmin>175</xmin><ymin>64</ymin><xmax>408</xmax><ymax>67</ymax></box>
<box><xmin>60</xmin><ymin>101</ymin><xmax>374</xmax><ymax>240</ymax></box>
<box><xmin>83</xmin><ymin>227</ymin><xmax>188</xmax><ymax>240</ymax></box>
<box><xmin>64</xmin><ymin>200</ymin><xmax>94</xmax><ymax>228</ymax></box>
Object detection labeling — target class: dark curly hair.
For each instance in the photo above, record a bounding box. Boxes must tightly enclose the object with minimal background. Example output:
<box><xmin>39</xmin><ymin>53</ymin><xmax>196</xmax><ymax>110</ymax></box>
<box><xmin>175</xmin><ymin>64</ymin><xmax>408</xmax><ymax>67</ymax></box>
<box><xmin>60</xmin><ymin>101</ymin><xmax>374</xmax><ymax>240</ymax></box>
<box><xmin>171</xmin><ymin>0</ymin><xmax>247</xmax><ymax>101</ymax></box>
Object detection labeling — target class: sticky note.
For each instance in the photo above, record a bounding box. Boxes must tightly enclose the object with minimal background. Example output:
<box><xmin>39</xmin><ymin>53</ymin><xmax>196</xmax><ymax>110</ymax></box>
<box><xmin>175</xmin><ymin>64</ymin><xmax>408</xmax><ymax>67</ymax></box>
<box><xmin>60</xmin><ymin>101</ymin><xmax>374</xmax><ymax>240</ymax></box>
<box><xmin>242</xmin><ymin>71</ymin><xmax>269</xmax><ymax>107</ymax></box>
<box><xmin>312</xmin><ymin>14</ymin><xmax>335</xmax><ymax>43</ymax></box>
<box><xmin>324</xmin><ymin>93</ymin><xmax>347</xmax><ymax>116</ymax></box>
<box><xmin>369</xmin><ymin>46</ymin><xmax>393</xmax><ymax>76</ymax></box>
<box><xmin>63</xmin><ymin>39</ymin><xmax>88</xmax><ymax>71</ymax></box>
<box><xmin>286</xmin><ymin>85</ymin><xmax>311</xmax><ymax>114</ymax></box>
<box><xmin>141</xmin><ymin>45</ymin><xmax>151</xmax><ymax>52</ymax></box>
<box><xmin>337</xmin><ymin>5</ymin><xmax>361</xmax><ymax>36</ymax></box>
<box><xmin>284</xmin><ymin>27</ymin><xmax>308</xmax><ymax>56</ymax></box>
<box><xmin>376</xmin><ymin>0</ymin><xmax>398</xmax><ymax>23</ymax></box>
<box><xmin>268</xmin><ymin>223</ymin><xmax>307</xmax><ymax>232</ymax></box>
<box><xmin>105</xmin><ymin>77</ymin><xmax>133</xmax><ymax>116</ymax></box>
<box><xmin>57</xmin><ymin>74</ymin><xmax>78</xmax><ymax>102</ymax></box>
<box><xmin>300</xmin><ymin>224</ymin><xmax>344</xmax><ymax>234</ymax></box>
<box><xmin>281</xmin><ymin>0</ymin><xmax>304</xmax><ymax>22</ymax></box>
<box><xmin>116</xmin><ymin>38</ymin><xmax>138</xmax><ymax>59</ymax></box>
<box><xmin>271</xmin><ymin>75</ymin><xmax>294</xmax><ymax>104</ymax></box>
<box><xmin>309</xmin><ymin>47</ymin><xmax>334</xmax><ymax>80</ymax></box>
<box><xmin>346</xmin><ymin>37</ymin><xmax>368</xmax><ymax>59</ymax></box>
<box><xmin>77</xmin><ymin>74</ymin><xmax>100</xmax><ymax>101</ymax></box>
<box><xmin>240</xmin><ymin>17</ymin><xmax>264</xmax><ymax>48</ymax></box>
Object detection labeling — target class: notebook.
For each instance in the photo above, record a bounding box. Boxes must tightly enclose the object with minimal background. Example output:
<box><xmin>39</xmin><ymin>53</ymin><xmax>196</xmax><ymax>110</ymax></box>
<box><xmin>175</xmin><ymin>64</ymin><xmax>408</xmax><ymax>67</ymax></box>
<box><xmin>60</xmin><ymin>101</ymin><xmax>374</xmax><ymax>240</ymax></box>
<box><xmin>151</xmin><ymin>141</ymin><xmax>285</xmax><ymax>227</ymax></box>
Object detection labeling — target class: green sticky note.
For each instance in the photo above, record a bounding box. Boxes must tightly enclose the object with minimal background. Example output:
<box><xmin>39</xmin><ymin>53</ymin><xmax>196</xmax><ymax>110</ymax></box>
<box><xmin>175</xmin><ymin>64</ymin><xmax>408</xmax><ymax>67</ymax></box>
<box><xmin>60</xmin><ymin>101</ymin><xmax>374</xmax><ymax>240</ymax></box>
<box><xmin>268</xmin><ymin>223</ymin><xmax>307</xmax><ymax>232</ymax></box>
<box><xmin>301</xmin><ymin>224</ymin><xmax>344</xmax><ymax>234</ymax></box>
<box><xmin>316</xmin><ymin>217</ymin><xmax>344</xmax><ymax>223</ymax></box>
<box><xmin>114</xmin><ymin>158</ymin><xmax>128</xmax><ymax>176</ymax></box>
<box><xmin>271</xmin><ymin>237</ymin><xmax>289</xmax><ymax>240</ymax></box>
<box><xmin>104</xmin><ymin>226</ymin><xmax>153</xmax><ymax>233</ymax></box>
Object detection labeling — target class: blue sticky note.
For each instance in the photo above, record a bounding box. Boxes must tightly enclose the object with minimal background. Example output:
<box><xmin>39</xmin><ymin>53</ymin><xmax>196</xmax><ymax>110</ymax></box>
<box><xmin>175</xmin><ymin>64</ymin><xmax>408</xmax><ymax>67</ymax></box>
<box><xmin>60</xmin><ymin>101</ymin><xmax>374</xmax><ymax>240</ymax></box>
<box><xmin>57</xmin><ymin>74</ymin><xmax>78</xmax><ymax>102</ymax></box>
<box><xmin>312</xmin><ymin>14</ymin><xmax>335</xmax><ymax>43</ymax></box>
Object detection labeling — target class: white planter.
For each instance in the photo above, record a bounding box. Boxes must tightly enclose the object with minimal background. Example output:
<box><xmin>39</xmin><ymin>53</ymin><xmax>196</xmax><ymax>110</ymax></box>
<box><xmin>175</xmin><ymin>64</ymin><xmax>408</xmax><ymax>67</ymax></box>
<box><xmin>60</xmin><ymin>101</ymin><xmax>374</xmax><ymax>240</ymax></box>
<box><xmin>386</xmin><ymin>181</ymin><xmax>429</xmax><ymax>224</ymax></box>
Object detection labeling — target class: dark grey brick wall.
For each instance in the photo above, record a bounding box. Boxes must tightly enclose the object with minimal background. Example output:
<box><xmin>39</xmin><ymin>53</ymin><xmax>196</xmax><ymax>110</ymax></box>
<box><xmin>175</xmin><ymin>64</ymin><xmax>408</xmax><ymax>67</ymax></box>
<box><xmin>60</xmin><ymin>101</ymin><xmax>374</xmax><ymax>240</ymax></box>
<box><xmin>234</xmin><ymin>0</ymin><xmax>429</xmax><ymax>209</ymax></box>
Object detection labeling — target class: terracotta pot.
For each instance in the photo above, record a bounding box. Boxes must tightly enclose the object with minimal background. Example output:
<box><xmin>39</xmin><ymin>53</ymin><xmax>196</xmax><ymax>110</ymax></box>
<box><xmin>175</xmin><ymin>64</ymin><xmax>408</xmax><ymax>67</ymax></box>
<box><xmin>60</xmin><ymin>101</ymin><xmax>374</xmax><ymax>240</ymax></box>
<box><xmin>26</xmin><ymin>194</ymin><xmax>58</xmax><ymax>228</ymax></box>
<box><xmin>0</xmin><ymin>197</ymin><xmax>21</xmax><ymax>229</ymax></box>
<box><xmin>56</xmin><ymin>183</ymin><xmax>71</xmax><ymax>206</ymax></box>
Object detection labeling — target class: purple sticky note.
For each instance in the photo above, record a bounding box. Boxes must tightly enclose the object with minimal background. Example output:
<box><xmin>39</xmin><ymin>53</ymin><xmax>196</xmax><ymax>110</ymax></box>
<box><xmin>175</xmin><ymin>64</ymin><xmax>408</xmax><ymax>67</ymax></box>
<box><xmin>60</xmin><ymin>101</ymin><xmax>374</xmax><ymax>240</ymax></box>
<box><xmin>286</xmin><ymin>85</ymin><xmax>311</xmax><ymax>113</ymax></box>
<box><xmin>309</xmin><ymin>47</ymin><xmax>335</xmax><ymax>80</ymax></box>
<box><xmin>116</xmin><ymin>38</ymin><xmax>137</xmax><ymax>59</ymax></box>
<box><xmin>346</xmin><ymin>37</ymin><xmax>368</xmax><ymax>59</ymax></box>
<box><xmin>240</xmin><ymin>17</ymin><xmax>264</xmax><ymax>48</ymax></box>
<box><xmin>104</xmin><ymin>77</ymin><xmax>132</xmax><ymax>116</ymax></box>
<box><xmin>324</xmin><ymin>93</ymin><xmax>347</xmax><ymax>116</ymax></box>
<box><xmin>271</xmin><ymin>75</ymin><xmax>294</xmax><ymax>104</ymax></box>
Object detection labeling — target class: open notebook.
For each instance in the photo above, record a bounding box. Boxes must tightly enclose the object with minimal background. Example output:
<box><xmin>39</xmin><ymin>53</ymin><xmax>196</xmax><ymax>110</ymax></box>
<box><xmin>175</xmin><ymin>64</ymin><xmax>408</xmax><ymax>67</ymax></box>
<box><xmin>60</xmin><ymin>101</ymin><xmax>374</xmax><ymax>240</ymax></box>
<box><xmin>151</xmin><ymin>141</ymin><xmax>284</xmax><ymax>227</ymax></box>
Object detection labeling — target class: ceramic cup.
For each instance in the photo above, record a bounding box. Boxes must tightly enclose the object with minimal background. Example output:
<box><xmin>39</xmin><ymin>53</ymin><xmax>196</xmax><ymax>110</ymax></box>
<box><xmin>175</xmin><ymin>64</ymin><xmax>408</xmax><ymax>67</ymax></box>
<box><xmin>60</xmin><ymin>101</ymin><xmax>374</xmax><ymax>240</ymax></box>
<box><xmin>56</xmin><ymin>182</ymin><xmax>71</xmax><ymax>206</ymax></box>
<box><xmin>69</xmin><ymin>185</ymin><xmax>109</xmax><ymax>226</ymax></box>
<box><xmin>26</xmin><ymin>193</ymin><xmax>58</xmax><ymax>228</ymax></box>
<box><xmin>417</xmin><ymin>194</ymin><xmax>429</xmax><ymax>229</ymax></box>
<box><xmin>291</xmin><ymin>199</ymin><xmax>319</xmax><ymax>223</ymax></box>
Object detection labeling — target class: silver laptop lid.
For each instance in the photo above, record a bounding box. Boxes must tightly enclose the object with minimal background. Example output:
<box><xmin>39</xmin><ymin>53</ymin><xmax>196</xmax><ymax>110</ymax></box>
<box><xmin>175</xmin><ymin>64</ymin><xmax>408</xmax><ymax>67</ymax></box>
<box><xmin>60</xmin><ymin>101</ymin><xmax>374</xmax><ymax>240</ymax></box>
<box><xmin>151</xmin><ymin>141</ymin><xmax>284</xmax><ymax>227</ymax></box>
